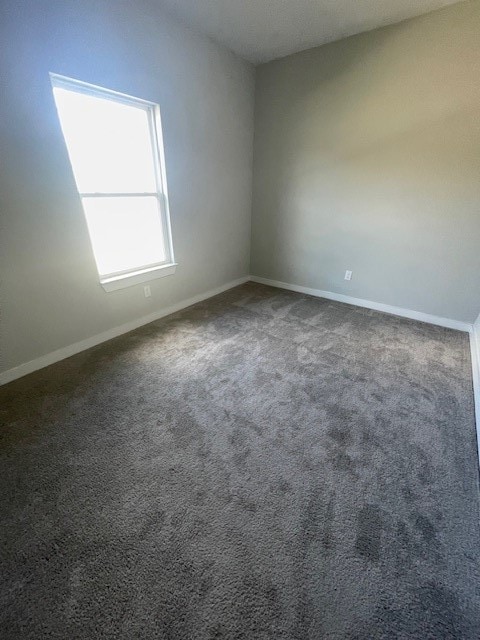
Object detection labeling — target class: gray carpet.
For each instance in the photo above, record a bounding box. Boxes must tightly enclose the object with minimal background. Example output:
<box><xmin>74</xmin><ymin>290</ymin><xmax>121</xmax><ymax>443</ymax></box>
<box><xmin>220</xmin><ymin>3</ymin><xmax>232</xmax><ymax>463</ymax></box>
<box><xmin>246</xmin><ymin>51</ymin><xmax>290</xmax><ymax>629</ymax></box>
<box><xmin>1</xmin><ymin>282</ymin><xmax>479</xmax><ymax>639</ymax></box>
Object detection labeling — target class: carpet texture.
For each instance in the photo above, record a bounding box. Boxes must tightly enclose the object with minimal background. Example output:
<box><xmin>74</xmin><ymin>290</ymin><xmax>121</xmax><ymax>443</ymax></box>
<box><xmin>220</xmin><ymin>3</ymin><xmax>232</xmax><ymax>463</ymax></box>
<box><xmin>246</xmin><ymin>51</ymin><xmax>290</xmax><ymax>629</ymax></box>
<box><xmin>1</xmin><ymin>282</ymin><xmax>479</xmax><ymax>639</ymax></box>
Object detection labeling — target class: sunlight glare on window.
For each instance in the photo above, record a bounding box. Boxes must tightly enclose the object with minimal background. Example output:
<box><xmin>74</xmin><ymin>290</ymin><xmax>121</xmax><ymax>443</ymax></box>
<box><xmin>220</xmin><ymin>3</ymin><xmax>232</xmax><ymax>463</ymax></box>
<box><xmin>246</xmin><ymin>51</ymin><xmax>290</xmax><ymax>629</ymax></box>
<box><xmin>52</xmin><ymin>88</ymin><xmax>157</xmax><ymax>194</ymax></box>
<box><xmin>51</xmin><ymin>74</ymin><xmax>174</xmax><ymax>285</ymax></box>
<box><xmin>82</xmin><ymin>196</ymin><xmax>166</xmax><ymax>276</ymax></box>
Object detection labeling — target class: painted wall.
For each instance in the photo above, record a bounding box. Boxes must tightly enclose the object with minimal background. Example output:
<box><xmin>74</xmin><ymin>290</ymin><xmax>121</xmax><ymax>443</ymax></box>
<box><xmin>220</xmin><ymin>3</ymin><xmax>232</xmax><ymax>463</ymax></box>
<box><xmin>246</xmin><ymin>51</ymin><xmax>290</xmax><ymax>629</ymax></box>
<box><xmin>251</xmin><ymin>0</ymin><xmax>480</xmax><ymax>322</ymax></box>
<box><xmin>0</xmin><ymin>0</ymin><xmax>254</xmax><ymax>375</ymax></box>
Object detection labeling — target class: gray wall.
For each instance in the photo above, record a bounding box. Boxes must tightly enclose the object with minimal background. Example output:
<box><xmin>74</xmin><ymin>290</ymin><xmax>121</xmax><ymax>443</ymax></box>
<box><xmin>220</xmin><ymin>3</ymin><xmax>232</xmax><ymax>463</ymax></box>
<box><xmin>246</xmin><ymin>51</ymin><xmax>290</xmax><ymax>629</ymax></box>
<box><xmin>251</xmin><ymin>0</ymin><xmax>480</xmax><ymax>322</ymax></box>
<box><xmin>0</xmin><ymin>0</ymin><xmax>255</xmax><ymax>374</ymax></box>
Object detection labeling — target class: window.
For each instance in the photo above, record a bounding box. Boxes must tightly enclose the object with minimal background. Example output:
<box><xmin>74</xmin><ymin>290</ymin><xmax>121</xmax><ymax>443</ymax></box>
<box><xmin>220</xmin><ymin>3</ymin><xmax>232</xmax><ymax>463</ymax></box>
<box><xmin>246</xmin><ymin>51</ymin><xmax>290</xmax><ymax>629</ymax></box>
<box><xmin>50</xmin><ymin>74</ymin><xmax>175</xmax><ymax>291</ymax></box>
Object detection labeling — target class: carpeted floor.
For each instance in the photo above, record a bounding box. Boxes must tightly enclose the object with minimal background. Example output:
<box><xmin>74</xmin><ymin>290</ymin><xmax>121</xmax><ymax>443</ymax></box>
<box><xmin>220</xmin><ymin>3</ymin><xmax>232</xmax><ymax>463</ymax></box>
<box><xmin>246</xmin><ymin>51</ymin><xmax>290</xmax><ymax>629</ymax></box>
<box><xmin>1</xmin><ymin>282</ymin><xmax>479</xmax><ymax>639</ymax></box>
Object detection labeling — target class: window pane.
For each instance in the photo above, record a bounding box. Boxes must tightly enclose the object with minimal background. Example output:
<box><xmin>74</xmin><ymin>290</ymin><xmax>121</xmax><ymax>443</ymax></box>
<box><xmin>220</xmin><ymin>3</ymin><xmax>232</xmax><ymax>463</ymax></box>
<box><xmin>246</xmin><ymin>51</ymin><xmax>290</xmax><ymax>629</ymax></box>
<box><xmin>53</xmin><ymin>87</ymin><xmax>157</xmax><ymax>193</ymax></box>
<box><xmin>82</xmin><ymin>196</ymin><xmax>166</xmax><ymax>276</ymax></box>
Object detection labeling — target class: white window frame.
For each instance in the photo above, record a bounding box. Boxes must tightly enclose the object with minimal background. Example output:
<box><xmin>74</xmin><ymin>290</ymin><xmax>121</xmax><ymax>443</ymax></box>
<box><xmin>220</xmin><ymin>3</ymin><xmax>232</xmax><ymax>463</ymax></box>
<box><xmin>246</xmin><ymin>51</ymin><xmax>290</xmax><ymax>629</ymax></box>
<box><xmin>50</xmin><ymin>73</ymin><xmax>176</xmax><ymax>292</ymax></box>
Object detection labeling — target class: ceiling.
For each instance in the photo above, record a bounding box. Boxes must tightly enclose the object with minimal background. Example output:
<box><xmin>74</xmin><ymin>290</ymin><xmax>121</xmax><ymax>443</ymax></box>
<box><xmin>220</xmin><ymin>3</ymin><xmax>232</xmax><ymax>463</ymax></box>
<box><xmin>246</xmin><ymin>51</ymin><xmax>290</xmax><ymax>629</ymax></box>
<box><xmin>155</xmin><ymin>0</ymin><xmax>462</xmax><ymax>64</ymax></box>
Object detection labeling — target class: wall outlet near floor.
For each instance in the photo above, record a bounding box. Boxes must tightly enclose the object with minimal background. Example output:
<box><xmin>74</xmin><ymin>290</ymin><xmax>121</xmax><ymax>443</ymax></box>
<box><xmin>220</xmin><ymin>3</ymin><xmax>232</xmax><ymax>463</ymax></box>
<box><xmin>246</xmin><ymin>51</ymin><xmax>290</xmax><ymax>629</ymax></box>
<box><xmin>344</xmin><ymin>270</ymin><xmax>353</xmax><ymax>281</ymax></box>
<box><xmin>144</xmin><ymin>285</ymin><xmax>152</xmax><ymax>298</ymax></box>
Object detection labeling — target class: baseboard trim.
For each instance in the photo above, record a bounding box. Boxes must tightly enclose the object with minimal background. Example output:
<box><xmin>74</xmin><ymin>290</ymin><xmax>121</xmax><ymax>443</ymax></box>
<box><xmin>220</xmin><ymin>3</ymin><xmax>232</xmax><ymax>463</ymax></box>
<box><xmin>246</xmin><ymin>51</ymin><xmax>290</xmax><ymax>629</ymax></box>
<box><xmin>250</xmin><ymin>275</ymin><xmax>472</xmax><ymax>333</ymax></box>
<box><xmin>470</xmin><ymin>319</ymin><xmax>480</xmax><ymax>463</ymax></box>
<box><xmin>0</xmin><ymin>276</ymin><xmax>249</xmax><ymax>386</ymax></box>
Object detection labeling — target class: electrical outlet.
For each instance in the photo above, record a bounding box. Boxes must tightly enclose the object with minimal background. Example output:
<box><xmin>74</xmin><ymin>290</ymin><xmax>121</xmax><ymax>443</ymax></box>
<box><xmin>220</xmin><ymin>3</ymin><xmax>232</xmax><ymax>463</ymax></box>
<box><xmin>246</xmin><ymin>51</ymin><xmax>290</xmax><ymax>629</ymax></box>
<box><xmin>344</xmin><ymin>270</ymin><xmax>353</xmax><ymax>281</ymax></box>
<box><xmin>144</xmin><ymin>285</ymin><xmax>152</xmax><ymax>298</ymax></box>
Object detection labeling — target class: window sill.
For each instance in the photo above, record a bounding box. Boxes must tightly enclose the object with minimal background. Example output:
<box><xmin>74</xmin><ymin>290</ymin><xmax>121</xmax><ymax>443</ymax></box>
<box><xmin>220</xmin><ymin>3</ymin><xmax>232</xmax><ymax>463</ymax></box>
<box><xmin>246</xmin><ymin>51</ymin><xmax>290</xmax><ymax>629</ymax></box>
<box><xmin>100</xmin><ymin>263</ymin><xmax>177</xmax><ymax>292</ymax></box>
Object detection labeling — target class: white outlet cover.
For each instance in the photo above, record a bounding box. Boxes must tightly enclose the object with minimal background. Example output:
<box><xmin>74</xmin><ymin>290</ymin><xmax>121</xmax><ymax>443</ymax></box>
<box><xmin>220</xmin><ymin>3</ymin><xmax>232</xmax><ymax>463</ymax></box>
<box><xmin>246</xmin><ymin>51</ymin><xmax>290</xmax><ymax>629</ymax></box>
<box><xmin>345</xmin><ymin>270</ymin><xmax>353</xmax><ymax>281</ymax></box>
<box><xmin>144</xmin><ymin>285</ymin><xmax>152</xmax><ymax>298</ymax></box>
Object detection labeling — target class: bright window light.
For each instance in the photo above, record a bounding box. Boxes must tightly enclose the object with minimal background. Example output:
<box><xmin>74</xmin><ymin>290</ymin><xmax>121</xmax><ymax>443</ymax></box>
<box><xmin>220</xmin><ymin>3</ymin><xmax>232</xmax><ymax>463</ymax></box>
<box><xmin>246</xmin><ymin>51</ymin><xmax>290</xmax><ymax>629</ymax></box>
<box><xmin>50</xmin><ymin>74</ymin><xmax>174</xmax><ymax>284</ymax></box>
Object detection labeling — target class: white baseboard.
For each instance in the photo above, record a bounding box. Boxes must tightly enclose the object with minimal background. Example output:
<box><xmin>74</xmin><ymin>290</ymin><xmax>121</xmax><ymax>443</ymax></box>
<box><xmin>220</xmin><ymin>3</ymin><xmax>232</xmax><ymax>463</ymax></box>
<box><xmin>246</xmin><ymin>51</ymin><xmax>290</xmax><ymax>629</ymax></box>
<box><xmin>250</xmin><ymin>275</ymin><xmax>472</xmax><ymax>333</ymax></box>
<box><xmin>471</xmin><ymin>318</ymin><xmax>480</xmax><ymax>462</ymax></box>
<box><xmin>0</xmin><ymin>276</ymin><xmax>249</xmax><ymax>386</ymax></box>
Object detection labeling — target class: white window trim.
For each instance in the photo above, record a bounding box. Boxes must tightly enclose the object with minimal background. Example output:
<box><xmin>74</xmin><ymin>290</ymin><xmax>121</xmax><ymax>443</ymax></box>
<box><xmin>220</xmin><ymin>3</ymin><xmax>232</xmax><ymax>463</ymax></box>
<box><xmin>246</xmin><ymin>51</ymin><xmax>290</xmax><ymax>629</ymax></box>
<box><xmin>100</xmin><ymin>263</ymin><xmax>178</xmax><ymax>292</ymax></box>
<box><xmin>50</xmin><ymin>73</ymin><xmax>176</xmax><ymax>292</ymax></box>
